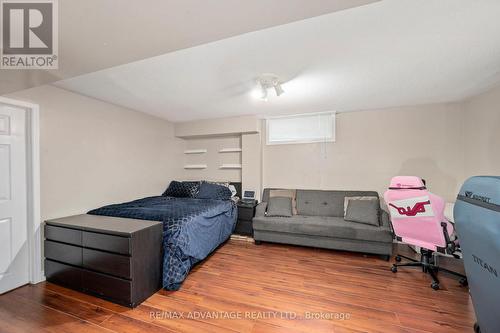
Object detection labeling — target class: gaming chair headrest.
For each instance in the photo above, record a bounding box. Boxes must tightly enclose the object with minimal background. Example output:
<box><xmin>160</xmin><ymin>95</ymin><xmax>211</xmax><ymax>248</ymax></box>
<box><xmin>388</xmin><ymin>176</ymin><xmax>426</xmax><ymax>190</ymax></box>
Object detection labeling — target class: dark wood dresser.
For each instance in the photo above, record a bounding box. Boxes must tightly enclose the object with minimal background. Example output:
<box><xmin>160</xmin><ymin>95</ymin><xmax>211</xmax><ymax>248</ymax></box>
<box><xmin>44</xmin><ymin>214</ymin><xmax>163</xmax><ymax>307</ymax></box>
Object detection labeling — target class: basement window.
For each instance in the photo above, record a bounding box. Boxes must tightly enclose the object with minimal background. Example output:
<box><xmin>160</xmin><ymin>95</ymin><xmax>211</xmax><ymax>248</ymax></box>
<box><xmin>266</xmin><ymin>112</ymin><xmax>336</xmax><ymax>145</ymax></box>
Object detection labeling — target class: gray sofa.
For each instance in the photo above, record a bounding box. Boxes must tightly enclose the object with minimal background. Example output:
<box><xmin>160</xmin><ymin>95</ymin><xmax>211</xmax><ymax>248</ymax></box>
<box><xmin>253</xmin><ymin>188</ymin><xmax>393</xmax><ymax>258</ymax></box>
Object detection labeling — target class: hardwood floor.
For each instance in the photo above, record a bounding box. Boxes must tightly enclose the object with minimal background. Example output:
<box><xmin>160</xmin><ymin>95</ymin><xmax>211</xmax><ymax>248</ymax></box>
<box><xmin>0</xmin><ymin>240</ymin><xmax>475</xmax><ymax>333</ymax></box>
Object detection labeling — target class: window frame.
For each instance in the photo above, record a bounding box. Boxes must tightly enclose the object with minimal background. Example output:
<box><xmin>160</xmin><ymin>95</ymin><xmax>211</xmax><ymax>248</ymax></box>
<box><xmin>265</xmin><ymin>111</ymin><xmax>336</xmax><ymax>145</ymax></box>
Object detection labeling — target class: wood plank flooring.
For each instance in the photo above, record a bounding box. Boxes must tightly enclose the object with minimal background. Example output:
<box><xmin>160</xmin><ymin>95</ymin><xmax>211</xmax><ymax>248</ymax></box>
<box><xmin>0</xmin><ymin>240</ymin><xmax>475</xmax><ymax>333</ymax></box>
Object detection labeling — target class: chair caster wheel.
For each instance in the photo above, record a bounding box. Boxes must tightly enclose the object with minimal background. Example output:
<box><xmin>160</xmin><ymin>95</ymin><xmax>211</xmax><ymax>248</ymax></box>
<box><xmin>459</xmin><ymin>277</ymin><xmax>468</xmax><ymax>287</ymax></box>
<box><xmin>474</xmin><ymin>322</ymin><xmax>481</xmax><ymax>333</ymax></box>
<box><xmin>431</xmin><ymin>282</ymin><xmax>440</xmax><ymax>290</ymax></box>
<box><xmin>391</xmin><ymin>265</ymin><xmax>397</xmax><ymax>273</ymax></box>
<box><xmin>395</xmin><ymin>256</ymin><xmax>402</xmax><ymax>262</ymax></box>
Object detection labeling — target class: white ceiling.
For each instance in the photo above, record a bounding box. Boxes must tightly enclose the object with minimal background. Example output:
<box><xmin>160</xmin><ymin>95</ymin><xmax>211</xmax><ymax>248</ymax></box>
<box><xmin>0</xmin><ymin>0</ymin><xmax>374</xmax><ymax>94</ymax></box>
<box><xmin>54</xmin><ymin>0</ymin><xmax>500</xmax><ymax>122</ymax></box>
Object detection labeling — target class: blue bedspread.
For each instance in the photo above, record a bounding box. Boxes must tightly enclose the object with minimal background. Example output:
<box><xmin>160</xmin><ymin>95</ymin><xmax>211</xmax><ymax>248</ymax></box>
<box><xmin>88</xmin><ymin>196</ymin><xmax>237</xmax><ymax>290</ymax></box>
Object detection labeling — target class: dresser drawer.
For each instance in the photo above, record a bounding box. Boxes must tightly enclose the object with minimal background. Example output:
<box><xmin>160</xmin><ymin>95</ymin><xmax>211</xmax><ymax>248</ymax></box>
<box><xmin>44</xmin><ymin>240</ymin><xmax>82</xmax><ymax>266</ymax></box>
<box><xmin>234</xmin><ymin>220</ymin><xmax>253</xmax><ymax>236</ymax></box>
<box><xmin>82</xmin><ymin>231</ymin><xmax>131</xmax><ymax>255</ymax></box>
<box><xmin>45</xmin><ymin>224</ymin><xmax>82</xmax><ymax>246</ymax></box>
<box><xmin>238</xmin><ymin>206</ymin><xmax>256</xmax><ymax>221</ymax></box>
<box><xmin>83</xmin><ymin>270</ymin><xmax>132</xmax><ymax>306</ymax></box>
<box><xmin>82</xmin><ymin>248</ymin><xmax>131</xmax><ymax>279</ymax></box>
<box><xmin>45</xmin><ymin>259</ymin><xmax>83</xmax><ymax>290</ymax></box>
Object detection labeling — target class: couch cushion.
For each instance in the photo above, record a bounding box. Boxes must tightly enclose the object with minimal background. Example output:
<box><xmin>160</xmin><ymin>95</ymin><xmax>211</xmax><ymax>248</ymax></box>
<box><xmin>269</xmin><ymin>189</ymin><xmax>297</xmax><ymax>215</ymax></box>
<box><xmin>343</xmin><ymin>196</ymin><xmax>379</xmax><ymax>216</ymax></box>
<box><xmin>344</xmin><ymin>198</ymin><xmax>380</xmax><ymax>226</ymax></box>
<box><xmin>253</xmin><ymin>215</ymin><xmax>392</xmax><ymax>243</ymax></box>
<box><xmin>296</xmin><ymin>190</ymin><xmax>345</xmax><ymax>216</ymax></box>
<box><xmin>267</xmin><ymin>197</ymin><xmax>293</xmax><ymax>217</ymax></box>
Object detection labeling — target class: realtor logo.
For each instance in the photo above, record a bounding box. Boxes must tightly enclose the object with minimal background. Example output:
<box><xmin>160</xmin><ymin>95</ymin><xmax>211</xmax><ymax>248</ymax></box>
<box><xmin>1</xmin><ymin>0</ymin><xmax>58</xmax><ymax>69</ymax></box>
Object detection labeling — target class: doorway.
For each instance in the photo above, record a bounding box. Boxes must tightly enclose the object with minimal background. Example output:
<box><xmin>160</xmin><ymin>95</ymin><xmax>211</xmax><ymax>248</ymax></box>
<box><xmin>0</xmin><ymin>97</ymin><xmax>41</xmax><ymax>294</ymax></box>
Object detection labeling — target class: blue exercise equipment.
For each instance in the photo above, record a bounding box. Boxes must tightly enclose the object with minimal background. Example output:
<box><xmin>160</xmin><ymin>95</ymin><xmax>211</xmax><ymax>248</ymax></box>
<box><xmin>455</xmin><ymin>176</ymin><xmax>500</xmax><ymax>333</ymax></box>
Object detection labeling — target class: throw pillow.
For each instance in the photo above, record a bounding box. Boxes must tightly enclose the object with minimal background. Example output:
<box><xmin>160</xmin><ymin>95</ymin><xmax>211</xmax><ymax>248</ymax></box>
<box><xmin>267</xmin><ymin>196</ymin><xmax>293</xmax><ymax>217</ymax></box>
<box><xmin>205</xmin><ymin>181</ymin><xmax>237</xmax><ymax>197</ymax></box>
<box><xmin>196</xmin><ymin>182</ymin><xmax>232</xmax><ymax>200</ymax></box>
<box><xmin>344</xmin><ymin>199</ymin><xmax>380</xmax><ymax>226</ymax></box>
<box><xmin>343</xmin><ymin>196</ymin><xmax>378</xmax><ymax>216</ymax></box>
<box><xmin>182</xmin><ymin>181</ymin><xmax>201</xmax><ymax>198</ymax></box>
<box><xmin>162</xmin><ymin>181</ymin><xmax>200</xmax><ymax>198</ymax></box>
<box><xmin>163</xmin><ymin>181</ymin><xmax>184</xmax><ymax>197</ymax></box>
<box><xmin>206</xmin><ymin>180</ymin><xmax>230</xmax><ymax>187</ymax></box>
<box><xmin>269</xmin><ymin>189</ymin><xmax>297</xmax><ymax>215</ymax></box>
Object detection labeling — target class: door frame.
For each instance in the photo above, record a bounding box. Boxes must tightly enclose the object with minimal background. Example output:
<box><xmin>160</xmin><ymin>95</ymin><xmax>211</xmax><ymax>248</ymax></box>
<box><xmin>0</xmin><ymin>96</ymin><xmax>42</xmax><ymax>285</ymax></box>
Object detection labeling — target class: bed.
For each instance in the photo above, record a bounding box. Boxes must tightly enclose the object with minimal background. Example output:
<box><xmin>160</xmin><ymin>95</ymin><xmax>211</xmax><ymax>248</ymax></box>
<box><xmin>87</xmin><ymin>182</ymin><xmax>239</xmax><ymax>290</ymax></box>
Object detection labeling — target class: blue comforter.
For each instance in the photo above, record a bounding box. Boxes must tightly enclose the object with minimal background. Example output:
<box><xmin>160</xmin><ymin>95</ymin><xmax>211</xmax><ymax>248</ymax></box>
<box><xmin>88</xmin><ymin>196</ymin><xmax>237</xmax><ymax>290</ymax></box>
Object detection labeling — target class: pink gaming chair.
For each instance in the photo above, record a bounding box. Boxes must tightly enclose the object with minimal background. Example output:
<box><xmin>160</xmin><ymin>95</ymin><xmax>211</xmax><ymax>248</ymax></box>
<box><xmin>384</xmin><ymin>176</ymin><xmax>467</xmax><ymax>290</ymax></box>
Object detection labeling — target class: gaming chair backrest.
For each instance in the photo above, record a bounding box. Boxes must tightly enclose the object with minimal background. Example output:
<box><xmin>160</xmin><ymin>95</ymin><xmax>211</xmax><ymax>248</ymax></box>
<box><xmin>384</xmin><ymin>176</ymin><xmax>447</xmax><ymax>250</ymax></box>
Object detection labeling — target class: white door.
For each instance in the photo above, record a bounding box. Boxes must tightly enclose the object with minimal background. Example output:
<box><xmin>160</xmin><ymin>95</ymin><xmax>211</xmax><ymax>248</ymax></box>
<box><xmin>0</xmin><ymin>103</ymin><xmax>29</xmax><ymax>294</ymax></box>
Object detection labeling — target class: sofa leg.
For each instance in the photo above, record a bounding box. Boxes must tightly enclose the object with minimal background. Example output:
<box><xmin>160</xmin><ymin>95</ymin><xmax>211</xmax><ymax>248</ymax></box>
<box><xmin>255</xmin><ymin>240</ymin><xmax>262</xmax><ymax>245</ymax></box>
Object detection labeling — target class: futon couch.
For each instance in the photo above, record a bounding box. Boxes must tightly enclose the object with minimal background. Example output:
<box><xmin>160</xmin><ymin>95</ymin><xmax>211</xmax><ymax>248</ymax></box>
<box><xmin>252</xmin><ymin>188</ymin><xmax>393</xmax><ymax>258</ymax></box>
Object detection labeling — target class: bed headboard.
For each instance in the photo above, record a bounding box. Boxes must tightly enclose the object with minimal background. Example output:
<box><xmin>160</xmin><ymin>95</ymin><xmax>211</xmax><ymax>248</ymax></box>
<box><xmin>230</xmin><ymin>182</ymin><xmax>242</xmax><ymax>198</ymax></box>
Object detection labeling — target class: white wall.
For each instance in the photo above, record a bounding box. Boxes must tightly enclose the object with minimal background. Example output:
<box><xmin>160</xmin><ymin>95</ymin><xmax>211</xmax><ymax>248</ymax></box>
<box><xmin>262</xmin><ymin>103</ymin><xmax>465</xmax><ymax>202</ymax></box>
<box><xmin>462</xmin><ymin>83</ymin><xmax>500</xmax><ymax>179</ymax></box>
<box><xmin>174</xmin><ymin>117</ymin><xmax>263</xmax><ymax>199</ymax></box>
<box><xmin>175</xmin><ymin>115</ymin><xmax>260</xmax><ymax>137</ymax></box>
<box><xmin>6</xmin><ymin>85</ymin><xmax>183</xmax><ymax>220</ymax></box>
<box><xmin>181</xmin><ymin>135</ymin><xmax>242</xmax><ymax>182</ymax></box>
<box><xmin>172</xmin><ymin>102</ymin><xmax>472</xmax><ymax>202</ymax></box>
<box><xmin>7</xmin><ymin>83</ymin><xmax>496</xmax><ymax>221</ymax></box>
<box><xmin>242</xmin><ymin>132</ymin><xmax>262</xmax><ymax>200</ymax></box>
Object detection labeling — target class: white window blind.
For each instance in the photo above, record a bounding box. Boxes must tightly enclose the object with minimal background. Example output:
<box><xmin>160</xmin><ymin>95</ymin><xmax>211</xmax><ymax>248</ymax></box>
<box><xmin>266</xmin><ymin>112</ymin><xmax>335</xmax><ymax>145</ymax></box>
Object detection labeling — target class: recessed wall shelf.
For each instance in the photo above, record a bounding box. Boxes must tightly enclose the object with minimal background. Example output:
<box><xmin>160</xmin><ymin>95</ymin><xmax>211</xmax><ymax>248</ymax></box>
<box><xmin>184</xmin><ymin>164</ymin><xmax>207</xmax><ymax>169</ymax></box>
<box><xmin>219</xmin><ymin>164</ymin><xmax>242</xmax><ymax>169</ymax></box>
<box><xmin>219</xmin><ymin>148</ymin><xmax>242</xmax><ymax>153</ymax></box>
<box><xmin>184</xmin><ymin>149</ymin><xmax>207</xmax><ymax>154</ymax></box>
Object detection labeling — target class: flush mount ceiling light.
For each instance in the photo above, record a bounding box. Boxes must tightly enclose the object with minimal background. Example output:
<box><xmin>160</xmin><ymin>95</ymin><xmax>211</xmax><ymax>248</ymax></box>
<box><xmin>255</xmin><ymin>73</ymin><xmax>285</xmax><ymax>101</ymax></box>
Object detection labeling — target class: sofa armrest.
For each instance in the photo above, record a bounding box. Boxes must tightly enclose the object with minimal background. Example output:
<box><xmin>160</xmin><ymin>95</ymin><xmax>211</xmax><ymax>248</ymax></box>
<box><xmin>380</xmin><ymin>209</ymin><xmax>391</xmax><ymax>228</ymax></box>
<box><xmin>380</xmin><ymin>209</ymin><xmax>395</xmax><ymax>236</ymax></box>
<box><xmin>255</xmin><ymin>202</ymin><xmax>268</xmax><ymax>217</ymax></box>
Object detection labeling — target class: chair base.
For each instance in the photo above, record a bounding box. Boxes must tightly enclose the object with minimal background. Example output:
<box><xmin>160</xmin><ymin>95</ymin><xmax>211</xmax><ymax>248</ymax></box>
<box><xmin>391</xmin><ymin>249</ymin><xmax>468</xmax><ymax>290</ymax></box>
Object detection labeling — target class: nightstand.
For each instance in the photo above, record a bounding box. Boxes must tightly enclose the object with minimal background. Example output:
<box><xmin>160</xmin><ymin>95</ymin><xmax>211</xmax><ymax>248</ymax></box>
<box><xmin>234</xmin><ymin>201</ymin><xmax>258</xmax><ymax>236</ymax></box>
